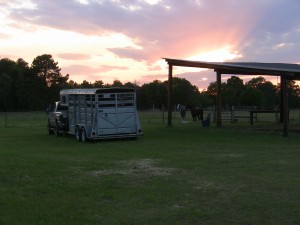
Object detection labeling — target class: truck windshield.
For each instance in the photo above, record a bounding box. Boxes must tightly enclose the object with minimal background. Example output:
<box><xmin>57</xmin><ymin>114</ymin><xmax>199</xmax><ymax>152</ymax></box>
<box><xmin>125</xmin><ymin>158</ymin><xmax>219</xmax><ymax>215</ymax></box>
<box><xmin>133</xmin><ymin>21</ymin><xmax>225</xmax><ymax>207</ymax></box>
<box><xmin>57</xmin><ymin>104</ymin><xmax>68</xmax><ymax>111</ymax></box>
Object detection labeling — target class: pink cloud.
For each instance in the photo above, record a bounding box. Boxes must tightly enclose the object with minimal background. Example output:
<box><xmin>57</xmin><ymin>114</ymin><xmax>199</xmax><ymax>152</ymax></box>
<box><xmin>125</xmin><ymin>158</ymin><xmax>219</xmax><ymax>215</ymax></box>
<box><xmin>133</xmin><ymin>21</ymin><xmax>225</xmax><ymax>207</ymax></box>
<box><xmin>137</xmin><ymin>74</ymin><xmax>168</xmax><ymax>85</ymax></box>
<box><xmin>3</xmin><ymin>0</ymin><xmax>300</xmax><ymax>89</ymax></box>
<box><xmin>5</xmin><ymin>0</ymin><xmax>268</xmax><ymax>63</ymax></box>
<box><xmin>107</xmin><ymin>47</ymin><xmax>145</xmax><ymax>62</ymax></box>
<box><xmin>101</xmin><ymin>65</ymin><xmax>129</xmax><ymax>72</ymax></box>
<box><xmin>57</xmin><ymin>53</ymin><xmax>92</xmax><ymax>60</ymax></box>
<box><xmin>62</xmin><ymin>64</ymin><xmax>129</xmax><ymax>76</ymax></box>
<box><xmin>62</xmin><ymin>64</ymin><xmax>99</xmax><ymax>76</ymax></box>
<box><xmin>0</xmin><ymin>33</ymin><xmax>11</xmax><ymax>39</ymax></box>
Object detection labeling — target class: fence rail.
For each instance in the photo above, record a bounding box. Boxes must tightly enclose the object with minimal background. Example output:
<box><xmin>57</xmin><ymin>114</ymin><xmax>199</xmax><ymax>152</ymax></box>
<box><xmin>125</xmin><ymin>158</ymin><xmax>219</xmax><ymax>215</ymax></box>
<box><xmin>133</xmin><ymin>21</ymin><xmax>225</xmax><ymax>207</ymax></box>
<box><xmin>1</xmin><ymin>109</ymin><xmax>300</xmax><ymax>128</ymax></box>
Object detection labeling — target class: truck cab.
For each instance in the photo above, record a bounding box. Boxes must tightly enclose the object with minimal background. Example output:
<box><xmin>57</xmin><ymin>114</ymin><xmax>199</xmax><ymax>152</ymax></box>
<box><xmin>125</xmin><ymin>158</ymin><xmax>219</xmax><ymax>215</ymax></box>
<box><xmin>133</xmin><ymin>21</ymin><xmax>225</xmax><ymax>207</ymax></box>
<box><xmin>47</xmin><ymin>101</ymin><xmax>69</xmax><ymax>136</ymax></box>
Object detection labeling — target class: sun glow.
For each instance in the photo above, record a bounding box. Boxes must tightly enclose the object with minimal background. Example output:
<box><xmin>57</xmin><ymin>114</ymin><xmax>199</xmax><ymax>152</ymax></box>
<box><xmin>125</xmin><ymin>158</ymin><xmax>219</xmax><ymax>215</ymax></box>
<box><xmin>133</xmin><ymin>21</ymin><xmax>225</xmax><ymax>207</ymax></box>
<box><xmin>187</xmin><ymin>46</ymin><xmax>242</xmax><ymax>62</ymax></box>
<box><xmin>143</xmin><ymin>0</ymin><xmax>161</xmax><ymax>4</ymax></box>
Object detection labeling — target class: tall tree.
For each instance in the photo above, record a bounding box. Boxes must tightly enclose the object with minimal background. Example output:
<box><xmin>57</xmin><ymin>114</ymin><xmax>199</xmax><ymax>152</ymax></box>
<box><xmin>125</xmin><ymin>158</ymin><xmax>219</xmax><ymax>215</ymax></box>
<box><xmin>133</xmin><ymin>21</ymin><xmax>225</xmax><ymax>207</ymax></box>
<box><xmin>240</xmin><ymin>87</ymin><xmax>265</xmax><ymax>107</ymax></box>
<box><xmin>67</xmin><ymin>80</ymin><xmax>80</xmax><ymax>88</ymax></box>
<box><xmin>0</xmin><ymin>58</ymin><xmax>22</xmax><ymax>111</ymax></box>
<box><xmin>123</xmin><ymin>82</ymin><xmax>136</xmax><ymax>88</ymax></box>
<box><xmin>204</xmin><ymin>81</ymin><xmax>228</xmax><ymax>107</ymax></box>
<box><xmin>0</xmin><ymin>72</ymin><xmax>11</xmax><ymax>111</ymax></box>
<box><xmin>31</xmin><ymin>54</ymin><xmax>69</xmax><ymax>106</ymax></box>
<box><xmin>246</xmin><ymin>76</ymin><xmax>266</xmax><ymax>88</ymax></box>
<box><xmin>80</xmin><ymin>80</ymin><xmax>93</xmax><ymax>88</ymax></box>
<box><xmin>286</xmin><ymin>80</ymin><xmax>300</xmax><ymax>107</ymax></box>
<box><xmin>140</xmin><ymin>80</ymin><xmax>167</xmax><ymax>109</ymax></box>
<box><xmin>93</xmin><ymin>80</ymin><xmax>104</xmax><ymax>88</ymax></box>
<box><xmin>226</xmin><ymin>76</ymin><xmax>245</xmax><ymax>99</ymax></box>
<box><xmin>170</xmin><ymin>77</ymin><xmax>201</xmax><ymax>106</ymax></box>
<box><xmin>31</xmin><ymin>54</ymin><xmax>69</xmax><ymax>87</ymax></box>
<box><xmin>246</xmin><ymin>76</ymin><xmax>278</xmax><ymax>107</ymax></box>
<box><xmin>111</xmin><ymin>80</ymin><xmax>123</xmax><ymax>87</ymax></box>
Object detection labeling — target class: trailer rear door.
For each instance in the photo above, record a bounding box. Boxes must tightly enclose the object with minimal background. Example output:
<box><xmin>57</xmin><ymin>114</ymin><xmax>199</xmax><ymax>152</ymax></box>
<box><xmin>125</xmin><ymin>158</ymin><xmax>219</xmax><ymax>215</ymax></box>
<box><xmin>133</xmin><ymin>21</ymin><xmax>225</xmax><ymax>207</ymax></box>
<box><xmin>97</xmin><ymin>93</ymin><xmax>137</xmax><ymax>136</ymax></box>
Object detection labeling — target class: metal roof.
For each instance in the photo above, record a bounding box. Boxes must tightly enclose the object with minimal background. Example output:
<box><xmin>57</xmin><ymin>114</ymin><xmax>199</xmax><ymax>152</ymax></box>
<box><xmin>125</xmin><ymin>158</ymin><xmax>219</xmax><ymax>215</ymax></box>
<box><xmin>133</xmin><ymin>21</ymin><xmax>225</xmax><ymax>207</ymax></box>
<box><xmin>164</xmin><ymin>58</ymin><xmax>300</xmax><ymax>79</ymax></box>
<box><xmin>60</xmin><ymin>88</ymin><xmax>135</xmax><ymax>95</ymax></box>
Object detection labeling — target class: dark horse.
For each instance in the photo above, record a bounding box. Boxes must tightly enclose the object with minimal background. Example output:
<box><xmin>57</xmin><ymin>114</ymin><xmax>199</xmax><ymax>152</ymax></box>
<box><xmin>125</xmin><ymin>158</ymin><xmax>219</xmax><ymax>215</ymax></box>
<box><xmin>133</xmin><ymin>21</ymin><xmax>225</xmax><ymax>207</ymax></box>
<box><xmin>190</xmin><ymin>106</ymin><xmax>204</xmax><ymax>121</ymax></box>
<box><xmin>177</xmin><ymin>104</ymin><xmax>204</xmax><ymax>122</ymax></box>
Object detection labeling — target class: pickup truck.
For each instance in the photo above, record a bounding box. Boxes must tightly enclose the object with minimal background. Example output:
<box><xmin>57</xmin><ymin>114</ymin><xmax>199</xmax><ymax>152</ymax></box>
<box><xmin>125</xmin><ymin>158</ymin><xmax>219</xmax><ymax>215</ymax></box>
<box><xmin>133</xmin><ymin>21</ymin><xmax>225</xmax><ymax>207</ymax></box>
<box><xmin>47</xmin><ymin>101</ymin><xmax>69</xmax><ymax>136</ymax></box>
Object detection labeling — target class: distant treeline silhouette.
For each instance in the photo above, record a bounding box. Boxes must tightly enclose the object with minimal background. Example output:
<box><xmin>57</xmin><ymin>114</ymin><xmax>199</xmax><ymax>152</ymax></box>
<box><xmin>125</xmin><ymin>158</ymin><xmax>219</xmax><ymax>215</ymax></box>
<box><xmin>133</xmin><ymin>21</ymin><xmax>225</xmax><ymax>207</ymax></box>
<box><xmin>1</xmin><ymin>54</ymin><xmax>300</xmax><ymax>111</ymax></box>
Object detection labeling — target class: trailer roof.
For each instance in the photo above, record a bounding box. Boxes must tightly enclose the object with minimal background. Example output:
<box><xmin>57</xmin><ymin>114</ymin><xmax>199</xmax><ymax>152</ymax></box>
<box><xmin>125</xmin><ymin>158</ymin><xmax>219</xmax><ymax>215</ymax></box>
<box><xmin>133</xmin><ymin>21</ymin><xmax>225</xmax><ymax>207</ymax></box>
<box><xmin>60</xmin><ymin>88</ymin><xmax>136</xmax><ymax>95</ymax></box>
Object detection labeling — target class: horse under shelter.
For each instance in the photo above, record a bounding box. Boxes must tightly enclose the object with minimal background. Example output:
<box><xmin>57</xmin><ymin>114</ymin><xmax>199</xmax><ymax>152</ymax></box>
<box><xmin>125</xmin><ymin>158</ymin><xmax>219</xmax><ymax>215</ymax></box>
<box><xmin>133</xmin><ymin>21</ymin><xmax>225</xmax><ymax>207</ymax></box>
<box><xmin>164</xmin><ymin>58</ymin><xmax>300</xmax><ymax>137</ymax></box>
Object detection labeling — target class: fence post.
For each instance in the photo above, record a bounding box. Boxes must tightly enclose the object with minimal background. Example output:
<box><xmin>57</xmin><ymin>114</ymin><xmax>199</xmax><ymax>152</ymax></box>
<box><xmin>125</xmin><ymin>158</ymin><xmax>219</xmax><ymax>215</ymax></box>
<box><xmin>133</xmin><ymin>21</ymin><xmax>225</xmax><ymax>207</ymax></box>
<box><xmin>162</xmin><ymin>105</ymin><xmax>164</xmax><ymax>124</ymax></box>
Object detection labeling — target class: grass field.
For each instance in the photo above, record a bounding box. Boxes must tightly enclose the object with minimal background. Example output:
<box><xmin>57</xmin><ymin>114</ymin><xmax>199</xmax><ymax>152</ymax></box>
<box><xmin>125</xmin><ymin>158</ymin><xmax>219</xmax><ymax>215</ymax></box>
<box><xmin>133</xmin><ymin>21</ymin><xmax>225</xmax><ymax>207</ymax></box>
<box><xmin>1</xmin><ymin>112</ymin><xmax>300</xmax><ymax>224</ymax></box>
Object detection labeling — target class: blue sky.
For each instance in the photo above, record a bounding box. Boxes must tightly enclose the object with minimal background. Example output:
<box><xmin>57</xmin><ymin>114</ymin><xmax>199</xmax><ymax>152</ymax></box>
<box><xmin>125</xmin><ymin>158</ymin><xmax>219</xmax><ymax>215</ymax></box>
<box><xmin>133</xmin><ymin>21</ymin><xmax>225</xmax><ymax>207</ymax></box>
<box><xmin>1</xmin><ymin>0</ymin><xmax>300</xmax><ymax>89</ymax></box>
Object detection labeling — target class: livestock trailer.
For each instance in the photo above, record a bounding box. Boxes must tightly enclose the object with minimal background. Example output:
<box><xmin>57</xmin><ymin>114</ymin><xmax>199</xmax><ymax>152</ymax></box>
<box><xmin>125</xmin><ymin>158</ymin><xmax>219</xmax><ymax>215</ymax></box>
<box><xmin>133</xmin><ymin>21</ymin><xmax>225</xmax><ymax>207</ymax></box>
<box><xmin>59</xmin><ymin>88</ymin><xmax>142</xmax><ymax>141</ymax></box>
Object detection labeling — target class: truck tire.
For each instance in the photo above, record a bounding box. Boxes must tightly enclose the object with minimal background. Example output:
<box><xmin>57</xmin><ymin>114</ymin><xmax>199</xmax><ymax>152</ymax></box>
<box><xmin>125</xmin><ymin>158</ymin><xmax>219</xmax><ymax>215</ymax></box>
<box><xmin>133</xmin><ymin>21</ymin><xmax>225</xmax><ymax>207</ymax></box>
<box><xmin>47</xmin><ymin>120</ymin><xmax>54</xmax><ymax>135</ymax></box>
<box><xmin>75</xmin><ymin>127</ymin><xmax>81</xmax><ymax>141</ymax></box>
<box><xmin>81</xmin><ymin>127</ymin><xmax>87</xmax><ymax>142</ymax></box>
<box><xmin>54</xmin><ymin>121</ymin><xmax>60</xmax><ymax>137</ymax></box>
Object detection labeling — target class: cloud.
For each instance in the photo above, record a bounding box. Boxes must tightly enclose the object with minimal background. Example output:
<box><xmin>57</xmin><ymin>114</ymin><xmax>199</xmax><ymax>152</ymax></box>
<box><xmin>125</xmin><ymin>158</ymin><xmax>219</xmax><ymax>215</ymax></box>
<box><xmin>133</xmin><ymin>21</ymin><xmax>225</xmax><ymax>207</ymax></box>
<box><xmin>61</xmin><ymin>64</ymin><xmax>129</xmax><ymax>83</ymax></box>
<box><xmin>63</xmin><ymin>64</ymin><xmax>129</xmax><ymax>76</ymax></box>
<box><xmin>2</xmin><ymin>0</ymin><xmax>300</xmax><ymax>88</ymax></box>
<box><xmin>8</xmin><ymin>0</ymin><xmax>295</xmax><ymax>63</ymax></box>
<box><xmin>100</xmin><ymin>65</ymin><xmax>129</xmax><ymax>72</ymax></box>
<box><xmin>62</xmin><ymin>64</ymin><xmax>100</xmax><ymax>76</ymax></box>
<box><xmin>107</xmin><ymin>47</ymin><xmax>146</xmax><ymax>62</ymax></box>
<box><xmin>0</xmin><ymin>33</ymin><xmax>11</xmax><ymax>39</ymax></box>
<box><xmin>0</xmin><ymin>54</ymin><xmax>19</xmax><ymax>59</ymax></box>
<box><xmin>57</xmin><ymin>53</ymin><xmax>92</xmax><ymax>60</ymax></box>
<box><xmin>239</xmin><ymin>28</ymin><xmax>300</xmax><ymax>63</ymax></box>
<box><xmin>138</xmin><ymin>74</ymin><xmax>168</xmax><ymax>85</ymax></box>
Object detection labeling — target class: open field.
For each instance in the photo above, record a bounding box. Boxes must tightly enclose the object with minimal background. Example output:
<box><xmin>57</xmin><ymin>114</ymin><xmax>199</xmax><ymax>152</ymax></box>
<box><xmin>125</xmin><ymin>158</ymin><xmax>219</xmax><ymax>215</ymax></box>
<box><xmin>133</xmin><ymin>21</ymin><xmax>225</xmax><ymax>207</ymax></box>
<box><xmin>1</xmin><ymin>112</ymin><xmax>300</xmax><ymax>224</ymax></box>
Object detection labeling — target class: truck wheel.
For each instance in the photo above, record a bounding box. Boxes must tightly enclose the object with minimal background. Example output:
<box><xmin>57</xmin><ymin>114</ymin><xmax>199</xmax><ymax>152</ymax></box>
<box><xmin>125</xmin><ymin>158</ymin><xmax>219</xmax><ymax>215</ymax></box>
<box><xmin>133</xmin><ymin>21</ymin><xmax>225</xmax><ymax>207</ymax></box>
<box><xmin>54</xmin><ymin>121</ymin><xmax>60</xmax><ymax>137</ymax></box>
<box><xmin>75</xmin><ymin>127</ymin><xmax>82</xmax><ymax>141</ymax></box>
<box><xmin>81</xmin><ymin>127</ymin><xmax>87</xmax><ymax>142</ymax></box>
<box><xmin>47</xmin><ymin>120</ymin><xmax>54</xmax><ymax>135</ymax></box>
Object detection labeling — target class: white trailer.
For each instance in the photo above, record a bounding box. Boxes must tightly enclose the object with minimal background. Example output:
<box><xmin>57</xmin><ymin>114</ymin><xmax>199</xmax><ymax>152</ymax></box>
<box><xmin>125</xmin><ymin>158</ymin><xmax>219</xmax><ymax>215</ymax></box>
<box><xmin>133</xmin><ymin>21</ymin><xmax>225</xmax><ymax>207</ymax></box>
<box><xmin>56</xmin><ymin>88</ymin><xmax>142</xmax><ymax>141</ymax></box>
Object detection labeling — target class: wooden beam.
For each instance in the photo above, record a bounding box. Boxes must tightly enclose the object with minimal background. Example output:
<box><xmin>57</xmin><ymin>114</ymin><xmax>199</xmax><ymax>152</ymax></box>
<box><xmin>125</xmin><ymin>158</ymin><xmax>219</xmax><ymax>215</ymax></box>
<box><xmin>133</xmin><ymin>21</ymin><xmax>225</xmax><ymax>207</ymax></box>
<box><xmin>216</xmin><ymin>71</ymin><xmax>222</xmax><ymax>127</ymax></box>
<box><xmin>167</xmin><ymin>64</ymin><xmax>173</xmax><ymax>127</ymax></box>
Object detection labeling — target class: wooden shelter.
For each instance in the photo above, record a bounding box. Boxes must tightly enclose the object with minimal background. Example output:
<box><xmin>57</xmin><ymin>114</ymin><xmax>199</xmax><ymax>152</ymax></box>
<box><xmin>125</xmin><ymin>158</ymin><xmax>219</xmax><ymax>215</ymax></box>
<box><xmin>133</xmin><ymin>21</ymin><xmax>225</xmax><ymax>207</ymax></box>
<box><xmin>164</xmin><ymin>58</ymin><xmax>300</xmax><ymax>136</ymax></box>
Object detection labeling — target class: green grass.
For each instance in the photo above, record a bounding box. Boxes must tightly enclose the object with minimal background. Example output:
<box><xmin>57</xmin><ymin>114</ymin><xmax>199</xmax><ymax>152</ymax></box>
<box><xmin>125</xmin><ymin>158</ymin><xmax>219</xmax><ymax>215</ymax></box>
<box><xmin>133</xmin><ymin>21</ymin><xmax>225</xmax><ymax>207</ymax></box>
<box><xmin>1</xmin><ymin>113</ymin><xmax>300</xmax><ymax>224</ymax></box>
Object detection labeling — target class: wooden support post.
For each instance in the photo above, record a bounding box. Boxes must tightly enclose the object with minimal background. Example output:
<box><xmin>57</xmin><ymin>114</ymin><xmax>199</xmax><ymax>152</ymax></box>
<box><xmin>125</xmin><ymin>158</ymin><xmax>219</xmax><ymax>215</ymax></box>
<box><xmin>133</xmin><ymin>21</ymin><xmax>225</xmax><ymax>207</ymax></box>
<box><xmin>216</xmin><ymin>71</ymin><xmax>222</xmax><ymax>127</ymax></box>
<box><xmin>250</xmin><ymin>112</ymin><xmax>254</xmax><ymax>125</ymax></box>
<box><xmin>281</xmin><ymin>76</ymin><xmax>288</xmax><ymax>137</ymax></box>
<box><xmin>167</xmin><ymin>64</ymin><xmax>173</xmax><ymax>127</ymax></box>
<box><xmin>280</xmin><ymin>76</ymin><xmax>284</xmax><ymax>123</ymax></box>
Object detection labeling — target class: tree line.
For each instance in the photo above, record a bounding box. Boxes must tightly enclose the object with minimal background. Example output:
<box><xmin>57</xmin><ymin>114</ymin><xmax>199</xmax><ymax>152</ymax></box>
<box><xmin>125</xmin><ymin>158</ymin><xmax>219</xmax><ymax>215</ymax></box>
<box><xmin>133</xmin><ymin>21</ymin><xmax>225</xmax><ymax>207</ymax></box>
<box><xmin>1</xmin><ymin>54</ymin><xmax>300</xmax><ymax>111</ymax></box>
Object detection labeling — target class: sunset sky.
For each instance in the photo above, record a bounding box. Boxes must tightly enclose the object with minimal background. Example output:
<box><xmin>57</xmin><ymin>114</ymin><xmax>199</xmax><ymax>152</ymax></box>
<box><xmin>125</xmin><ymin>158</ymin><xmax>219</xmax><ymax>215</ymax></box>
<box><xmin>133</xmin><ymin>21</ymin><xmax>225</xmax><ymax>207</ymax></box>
<box><xmin>1</xmin><ymin>0</ymin><xmax>300</xmax><ymax>89</ymax></box>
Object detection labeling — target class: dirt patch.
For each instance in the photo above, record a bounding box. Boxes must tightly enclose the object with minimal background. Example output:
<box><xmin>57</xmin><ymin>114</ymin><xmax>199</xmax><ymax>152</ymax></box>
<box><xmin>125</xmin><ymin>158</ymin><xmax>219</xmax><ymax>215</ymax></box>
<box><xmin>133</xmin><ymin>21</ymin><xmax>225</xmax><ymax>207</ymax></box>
<box><xmin>90</xmin><ymin>158</ymin><xmax>179</xmax><ymax>177</ymax></box>
<box><xmin>193</xmin><ymin>180</ymin><xmax>222</xmax><ymax>191</ymax></box>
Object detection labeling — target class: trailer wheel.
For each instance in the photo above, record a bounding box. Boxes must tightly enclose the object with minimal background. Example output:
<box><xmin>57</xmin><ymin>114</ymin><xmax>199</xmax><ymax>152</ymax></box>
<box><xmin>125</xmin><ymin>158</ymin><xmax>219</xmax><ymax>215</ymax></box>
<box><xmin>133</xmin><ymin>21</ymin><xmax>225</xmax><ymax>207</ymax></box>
<box><xmin>81</xmin><ymin>127</ymin><xmax>87</xmax><ymax>142</ymax></box>
<box><xmin>75</xmin><ymin>127</ymin><xmax>82</xmax><ymax>141</ymax></box>
<box><xmin>47</xmin><ymin>120</ymin><xmax>54</xmax><ymax>135</ymax></box>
